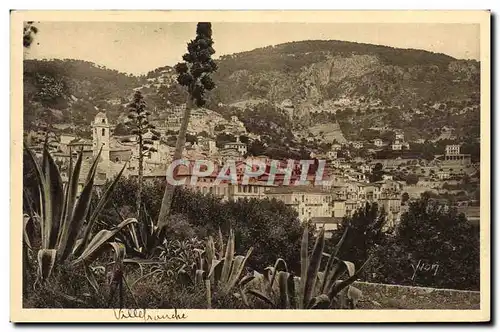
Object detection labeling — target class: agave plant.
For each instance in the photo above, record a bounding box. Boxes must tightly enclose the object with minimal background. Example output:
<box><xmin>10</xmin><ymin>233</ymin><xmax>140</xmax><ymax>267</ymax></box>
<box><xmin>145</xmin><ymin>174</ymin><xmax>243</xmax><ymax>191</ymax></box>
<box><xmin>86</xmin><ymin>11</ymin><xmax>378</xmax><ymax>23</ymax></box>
<box><xmin>178</xmin><ymin>229</ymin><xmax>254</xmax><ymax>308</ymax></box>
<box><xmin>245</xmin><ymin>227</ymin><xmax>369</xmax><ymax>309</ymax></box>
<box><xmin>113</xmin><ymin>202</ymin><xmax>166</xmax><ymax>260</ymax></box>
<box><xmin>23</xmin><ymin>143</ymin><xmax>137</xmax><ymax>287</ymax></box>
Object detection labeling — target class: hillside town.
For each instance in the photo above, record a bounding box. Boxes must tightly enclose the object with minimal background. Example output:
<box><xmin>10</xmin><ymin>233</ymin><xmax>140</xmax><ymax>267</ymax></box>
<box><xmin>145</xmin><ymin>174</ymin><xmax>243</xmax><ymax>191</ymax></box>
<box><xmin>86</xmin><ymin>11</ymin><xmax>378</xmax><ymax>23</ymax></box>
<box><xmin>25</xmin><ymin>103</ymin><xmax>480</xmax><ymax>238</ymax></box>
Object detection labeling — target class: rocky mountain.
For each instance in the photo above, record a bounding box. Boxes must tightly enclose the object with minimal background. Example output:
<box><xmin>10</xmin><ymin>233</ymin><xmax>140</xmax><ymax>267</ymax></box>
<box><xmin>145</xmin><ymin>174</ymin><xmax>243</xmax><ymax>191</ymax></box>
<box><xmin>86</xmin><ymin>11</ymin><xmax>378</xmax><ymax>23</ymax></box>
<box><xmin>23</xmin><ymin>40</ymin><xmax>480</xmax><ymax>145</ymax></box>
<box><xmin>208</xmin><ymin>40</ymin><xmax>479</xmax><ymax>115</ymax></box>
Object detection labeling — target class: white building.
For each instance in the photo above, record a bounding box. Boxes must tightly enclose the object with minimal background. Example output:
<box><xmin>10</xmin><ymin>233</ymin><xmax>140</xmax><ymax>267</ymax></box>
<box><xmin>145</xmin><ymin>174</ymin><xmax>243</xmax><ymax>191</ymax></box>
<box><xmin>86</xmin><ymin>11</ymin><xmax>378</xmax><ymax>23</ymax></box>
<box><xmin>445</xmin><ymin>144</ymin><xmax>461</xmax><ymax>156</ymax></box>
<box><xmin>265</xmin><ymin>186</ymin><xmax>333</xmax><ymax>223</ymax></box>
<box><xmin>223</xmin><ymin>138</ymin><xmax>247</xmax><ymax>156</ymax></box>
<box><xmin>91</xmin><ymin>111</ymin><xmax>110</xmax><ymax>170</ymax></box>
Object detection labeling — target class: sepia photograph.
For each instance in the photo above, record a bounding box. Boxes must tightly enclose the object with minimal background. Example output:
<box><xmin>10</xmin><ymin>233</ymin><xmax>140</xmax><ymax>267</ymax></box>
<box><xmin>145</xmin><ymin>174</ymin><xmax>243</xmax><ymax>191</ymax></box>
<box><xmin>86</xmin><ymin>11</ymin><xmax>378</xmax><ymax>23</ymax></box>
<box><xmin>10</xmin><ymin>10</ymin><xmax>490</xmax><ymax>323</ymax></box>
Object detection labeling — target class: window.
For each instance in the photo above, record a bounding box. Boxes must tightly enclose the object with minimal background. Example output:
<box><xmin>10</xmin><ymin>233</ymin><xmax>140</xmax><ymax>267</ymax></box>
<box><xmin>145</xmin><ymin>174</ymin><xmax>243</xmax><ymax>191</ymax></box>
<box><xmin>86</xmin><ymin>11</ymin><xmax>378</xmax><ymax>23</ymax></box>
<box><xmin>253</xmin><ymin>186</ymin><xmax>258</xmax><ymax>193</ymax></box>
<box><xmin>115</xmin><ymin>157</ymin><xmax>119</xmax><ymax>162</ymax></box>
<box><xmin>102</xmin><ymin>128</ymin><xmax>105</xmax><ymax>136</ymax></box>
<box><xmin>102</xmin><ymin>119</ymin><xmax>105</xmax><ymax>124</ymax></box>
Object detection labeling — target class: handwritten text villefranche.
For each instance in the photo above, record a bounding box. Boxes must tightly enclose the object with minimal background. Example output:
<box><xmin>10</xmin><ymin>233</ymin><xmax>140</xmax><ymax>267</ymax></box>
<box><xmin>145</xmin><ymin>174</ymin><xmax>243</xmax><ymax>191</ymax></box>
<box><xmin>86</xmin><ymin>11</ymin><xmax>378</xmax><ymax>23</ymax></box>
<box><xmin>114</xmin><ymin>308</ymin><xmax>187</xmax><ymax>322</ymax></box>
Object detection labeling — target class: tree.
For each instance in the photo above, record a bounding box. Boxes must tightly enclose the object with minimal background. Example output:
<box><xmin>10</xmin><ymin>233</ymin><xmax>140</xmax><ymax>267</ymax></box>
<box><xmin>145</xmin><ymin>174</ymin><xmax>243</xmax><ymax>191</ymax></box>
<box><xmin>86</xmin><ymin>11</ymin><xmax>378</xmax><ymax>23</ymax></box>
<box><xmin>126</xmin><ymin>90</ymin><xmax>160</xmax><ymax>217</ymax></box>
<box><xmin>247</xmin><ymin>140</ymin><xmax>266</xmax><ymax>156</ymax></box>
<box><xmin>239</xmin><ymin>135</ymin><xmax>249</xmax><ymax>144</ymax></box>
<box><xmin>402</xmin><ymin>192</ymin><xmax>410</xmax><ymax>205</ymax></box>
<box><xmin>367</xmin><ymin>196</ymin><xmax>480</xmax><ymax>290</ymax></box>
<box><xmin>23</xmin><ymin>21</ymin><xmax>38</xmax><ymax>48</ymax></box>
<box><xmin>113</xmin><ymin>122</ymin><xmax>131</xmax><ymax>136</ymax></box>
<box><xmin>405</xmin><ymin>173</ymin><xmax>419</xmax><ymax>185</ymax></box>
<box><xmin>369</xmin><ymin>163</ymin><xmax>384</xmax><ymax>182</ymax></box>
<box><xmin>157</xmin><ymin>22</ymin><xmax>218</xmax><ymax>229</ymax></box>
<box><xmin>329</xmin><ymin>203</ymin><xmax>387</xmax><ymax>268</ymax></box>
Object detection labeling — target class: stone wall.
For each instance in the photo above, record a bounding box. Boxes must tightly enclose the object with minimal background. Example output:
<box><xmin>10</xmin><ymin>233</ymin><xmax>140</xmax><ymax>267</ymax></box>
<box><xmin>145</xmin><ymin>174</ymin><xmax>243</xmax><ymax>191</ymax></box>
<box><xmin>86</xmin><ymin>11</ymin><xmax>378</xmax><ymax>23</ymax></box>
<box><xmin>353</xmin><ymin>281</ymin><xmax>481</xmax><ymax>309</ymax></box>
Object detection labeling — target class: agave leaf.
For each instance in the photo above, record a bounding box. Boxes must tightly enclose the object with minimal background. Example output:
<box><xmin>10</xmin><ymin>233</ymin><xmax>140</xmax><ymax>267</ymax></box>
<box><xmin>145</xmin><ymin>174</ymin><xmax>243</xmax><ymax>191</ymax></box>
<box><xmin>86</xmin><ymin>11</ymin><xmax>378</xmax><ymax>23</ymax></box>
<box><xmin>268</xmin><ymin>258</ymin><xmax>288</xmax><ymax>292</ymax></box>
<box><xmin>329</xmin><ymin>258</ymin><xmax>371</xmax><ymax>299</ymax></box>
<box><xmin>45</xmin><ymin>146</ymin><xmax>65</xmax><ymax>249</ymax></box>
<box><xmin>299</xmin><ymin>227</ymin><xmax>309</xmax><ymax>309</ymax></box>
<box><xmin>58</xmin><ymin>150</ymin><xmax>83</xmax><ymax>248</ymax></box>
<box><xmin>38</xmin><ymin>146</ymin><xmax>54</xmax><ymax>249</ymax></box>
<box><xmin>195</xmin><ymin>269</ymin><xmax>206</xmax><ymax>285</ymax></box>
<box><xmin>81</xmin><ymin>162</ymin><xmax>127</xmax><ymax>248</ymax></box>
<box><xmin>72</xmin><ymin>218</ymin><xmax>137</xmax><ymax>265</ymax></box>
<box><xmin>264</xmin><ymin>266</ymin><xmax>274</xmax><ymax>282</ymax></box>
<box><xmin>321</xmin><ymin>257</ymin><xmax>340</xmax><ymax>293</ymax></box>
<box><xmin>309</xmin><ymin>294</ymin><xmax>330</xmax><ymax>309</ymax></box>
<box><xmin>238</xmin><ymin>274</ymin><xmax>255</xmax><ymax>288</ymax></box>
<box><xmin>23</xmin><ymin>146</ymin><xmax>47</xmax><ymax>227</ymax></box>
<box><xmin>240</xmin><ymin>288</ymin><xmax>250</xmax><ymax>307</ymax></box>
<box><xmin>303</xmin><ymin>227</ymin><xmax>325</xmax><ymax>309</ymax></box>
<box><xmin>277</xmin><ymin>271</ymin><xmax>290</xmax><ymax>309</ymax></box>
<box><xmin>72</xmin><ymin>239</ymin><xmax>83</xmax><ymax>255</ymax></box>
<box><xmin>217</xmin><ymin>227</ymin><xmax>224</xmax><ymax>258</ymax></box>
<box><xmin>224</xmin><ymin>247</ymin><xmax>253</xmax><ymax>294</ymax></box>
<box><xmin>343</xmin><ymin>261</ymin><xmax>356</xmax><ymax>277</ymax></box>
<box><xmin>247</xmin><ymin>289</ymin><xmax>275</xmax><ymax>307</ymax></box>
<box><xmin>84</xmin><ymin>263</ymin><xmax>100</xmax><ymax>294</ymax></box>
<box><xmin>288</xmin><ymin>274</ymin><xmax>297</xmax><ymax>309</ymax></box>
<box><xmin>205</xmin><ymin>236</ymin><xmax>215</xmax><ymax>264</ymax></box>
<box><xmin>37</xmin><ymin>249</ymin><xmax>57</xmax><ymax>280</ymax></box>
<box><xmin>331</xmin><ymin>226</ymin><xmax>349</xmax><ymax>259</ymax></box>
<box><xmin>108</xmin><ymin>242</ymin><xmax>126</xmax><ymax>264</ymax></box>
<box><xmin>58</xmin><ymin>151</ymin><xmax>101</xmax><ymax>261</ymax></box>
<box><xmin>220</xmin><ymin>230</ymin><xmax>234</xmax><ymax>284</ymax></box>
<box><xmin>23</xmin><ymin>214</ymin><xmax>34</xmax><ymax>249</ymax></box>
<box><xmin>207</xmin><ymin>259</ymin><xmax>223</xmax><ymax>284</ymax></box>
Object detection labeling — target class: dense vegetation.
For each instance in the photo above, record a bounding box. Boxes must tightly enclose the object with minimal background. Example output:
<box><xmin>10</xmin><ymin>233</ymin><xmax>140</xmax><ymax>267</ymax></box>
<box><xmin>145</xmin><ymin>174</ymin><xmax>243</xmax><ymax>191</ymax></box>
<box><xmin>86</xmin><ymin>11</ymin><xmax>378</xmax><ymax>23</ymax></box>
<box><xmin>23</xmin><ymin>145</ymin><xmax>370</xmax><ymax>309</ymax></box>
<box><xmin>328</xmin><ymin>198</ymin><xmax>480</xmax><ymax>291</ymax></box>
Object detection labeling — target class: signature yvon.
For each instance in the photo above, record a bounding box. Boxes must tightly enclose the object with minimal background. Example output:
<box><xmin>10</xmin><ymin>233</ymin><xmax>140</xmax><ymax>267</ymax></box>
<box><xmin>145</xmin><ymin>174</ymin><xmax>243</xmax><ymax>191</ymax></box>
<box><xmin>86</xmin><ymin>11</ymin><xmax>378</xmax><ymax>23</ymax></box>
<box><xmin>113</xmin><ymin>308</ymin><xmax>187</xmax><ymax>321</ymax></box>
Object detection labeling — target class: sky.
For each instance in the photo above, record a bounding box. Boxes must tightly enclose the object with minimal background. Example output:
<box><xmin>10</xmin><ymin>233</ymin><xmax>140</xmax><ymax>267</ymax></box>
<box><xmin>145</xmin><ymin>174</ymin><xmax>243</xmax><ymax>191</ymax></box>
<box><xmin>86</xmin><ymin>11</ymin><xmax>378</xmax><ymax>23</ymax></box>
<box><xmin>24</xmin><ymin>22</ymin><xmax>480</xmax><ymax>75</ymax></box>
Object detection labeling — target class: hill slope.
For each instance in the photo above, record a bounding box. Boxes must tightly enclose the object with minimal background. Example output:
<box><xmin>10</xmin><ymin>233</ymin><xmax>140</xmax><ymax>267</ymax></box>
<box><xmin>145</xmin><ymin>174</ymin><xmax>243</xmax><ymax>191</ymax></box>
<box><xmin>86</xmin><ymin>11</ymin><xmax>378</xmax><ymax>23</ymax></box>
<box><xmin>23</xmin><ymin>40</ymin><xmax>481</xmax><ymax>145</ymax></box>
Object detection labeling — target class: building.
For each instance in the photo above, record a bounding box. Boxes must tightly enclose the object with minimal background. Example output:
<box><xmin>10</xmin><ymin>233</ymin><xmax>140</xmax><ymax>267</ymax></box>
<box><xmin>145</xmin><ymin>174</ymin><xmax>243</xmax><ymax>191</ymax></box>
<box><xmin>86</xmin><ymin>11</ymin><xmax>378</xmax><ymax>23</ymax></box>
<box><xmin>374</xmin><ymin>138</ymin><xmax>384</xmax><ymax>147</ymax></box>
<box><xmin>228</xmin><ymin>181</ymin><xmax>276</xmax><ymax>201</ymax></box>
<box><xmin>445</xmin><ymin>144</ymin><xmax>461</xmax><ymax>156</ymax></box>
<box><xmin>392</xmin><ymin>142</ymin><xmax>402</xmax><ymax>150</ymax></box>
<box><xmin>310</xmin><ymin>217</ymin><xmax>343</xmax><ymax>239</ymax></box>
<box><xmin>352</xmin><ymin>141</ymin><xmax>364</xmax><ymax>149</ymax></box>
<box><xmin>331</xmin><ymin>143</ymin><xmax>342</xmax><ymax>151</ymax></box>
<box><xmin>327</xmin><ymin>150</ymin><xmax>338</xmax><ymax>160</ymax></box>
<box><xmin>91</xmin><ymin>111</ymin><xmax>111</xmax><ymax>170</ymax></box>
<box><xmin>439</xmin><ymin>144</ymin><xmax>472</xmax><ymax>166</ymax></box>
<box><xmin>59</xmin><ymin>134</ymin><xmax>77</xmax><ymax>153</ymax></box>
<box><xmin>265</xmin><ymin>186</ymin><xmax>333</xmax><ymax>223</ymax></box>
<box><xmin>223</xmin><ymin>138</ymin><xmax>247</xmax><ymax>156</ymax></box>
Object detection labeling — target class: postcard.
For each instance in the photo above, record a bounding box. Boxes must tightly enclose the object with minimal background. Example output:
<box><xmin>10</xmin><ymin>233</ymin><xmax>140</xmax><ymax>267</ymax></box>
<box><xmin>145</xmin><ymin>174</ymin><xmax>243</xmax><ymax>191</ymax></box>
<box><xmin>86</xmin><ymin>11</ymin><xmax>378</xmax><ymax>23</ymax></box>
<box><xmin>11</xmin><ymin>10</ymin><xmax>490</xmax><ymax>323</ymax></box>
